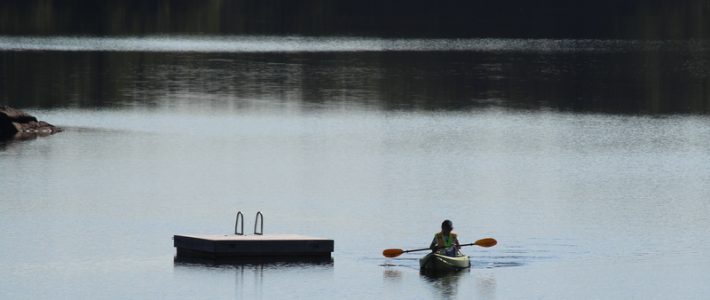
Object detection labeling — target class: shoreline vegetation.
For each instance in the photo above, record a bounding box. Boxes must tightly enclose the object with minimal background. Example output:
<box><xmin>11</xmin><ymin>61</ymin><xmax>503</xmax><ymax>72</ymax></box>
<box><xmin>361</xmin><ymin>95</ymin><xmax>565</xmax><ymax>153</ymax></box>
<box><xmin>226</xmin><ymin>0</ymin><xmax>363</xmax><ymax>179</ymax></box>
<box><xmin>0</xmin><ymin>0</ymin><xmax>708</xmax><ymax>39</ymax></box>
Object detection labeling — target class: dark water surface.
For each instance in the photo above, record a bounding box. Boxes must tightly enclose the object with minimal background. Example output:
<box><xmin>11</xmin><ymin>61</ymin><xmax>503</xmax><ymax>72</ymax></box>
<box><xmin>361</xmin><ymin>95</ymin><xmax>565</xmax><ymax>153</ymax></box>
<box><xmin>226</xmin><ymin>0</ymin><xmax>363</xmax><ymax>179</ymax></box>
<box><xmin>2</xmin><ymin>36</ymin><xmax>710</xmax><ymax>299</ymax></box>
<box><xmin>2</xmin><ymin>36</ymin><xmax>710</xmax><ymax>114</ymax></box>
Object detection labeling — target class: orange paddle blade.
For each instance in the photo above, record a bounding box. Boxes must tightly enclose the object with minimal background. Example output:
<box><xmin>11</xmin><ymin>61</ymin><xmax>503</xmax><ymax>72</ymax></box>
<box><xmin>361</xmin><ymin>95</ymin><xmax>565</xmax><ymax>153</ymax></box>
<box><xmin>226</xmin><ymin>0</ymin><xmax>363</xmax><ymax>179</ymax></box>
<box><xmin>474</xmin><ymin>238</ymin><xmax>497</xmax><ymax>247</ymax></box>
<box><xmin>382</xmin><ymin>249</ymin><xmax>405</xmax><ymax>258</ymax></box>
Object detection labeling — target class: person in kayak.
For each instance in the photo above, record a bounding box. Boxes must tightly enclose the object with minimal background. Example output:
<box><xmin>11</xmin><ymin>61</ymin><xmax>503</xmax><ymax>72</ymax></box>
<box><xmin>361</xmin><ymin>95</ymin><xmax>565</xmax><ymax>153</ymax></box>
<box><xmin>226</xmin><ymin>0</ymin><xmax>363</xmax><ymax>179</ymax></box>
<box><xmin>429</xmin><ymin>220</ymin><xmax>461</xmax><ymax>256</ymax></box>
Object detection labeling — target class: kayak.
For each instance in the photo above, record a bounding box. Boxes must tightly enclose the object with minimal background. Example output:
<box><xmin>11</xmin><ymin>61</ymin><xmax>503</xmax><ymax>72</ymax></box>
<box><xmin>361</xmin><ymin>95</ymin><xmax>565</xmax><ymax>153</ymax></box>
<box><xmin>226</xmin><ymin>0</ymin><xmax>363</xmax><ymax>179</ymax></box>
<box><xmin>419</xmin><ymin>252</ymin><xmax>471</xmax><ymax>271</ymax></box>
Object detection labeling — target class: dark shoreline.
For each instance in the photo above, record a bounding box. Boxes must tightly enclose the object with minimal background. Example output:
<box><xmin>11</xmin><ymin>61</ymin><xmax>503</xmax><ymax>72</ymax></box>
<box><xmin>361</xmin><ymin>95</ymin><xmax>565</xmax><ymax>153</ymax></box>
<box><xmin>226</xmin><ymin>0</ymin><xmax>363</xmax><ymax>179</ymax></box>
<box><xmin>0</xmin><ymin>0</ymin><xmax>708</xmax><ymax>39</ymax></box>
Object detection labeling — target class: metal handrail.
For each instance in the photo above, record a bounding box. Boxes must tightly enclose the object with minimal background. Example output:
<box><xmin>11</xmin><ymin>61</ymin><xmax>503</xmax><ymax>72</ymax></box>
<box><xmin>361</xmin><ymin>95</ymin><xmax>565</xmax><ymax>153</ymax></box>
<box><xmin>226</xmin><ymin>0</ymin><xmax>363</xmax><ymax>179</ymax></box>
<box><xmin>254</xmin><ymin>211</ymin><xmax>263</xmax><ymax>235</ymax></box>
<box><xmin>235</xmin><ymin>211</ymin><xmax>244</xmax><ymax>235</ymax></box>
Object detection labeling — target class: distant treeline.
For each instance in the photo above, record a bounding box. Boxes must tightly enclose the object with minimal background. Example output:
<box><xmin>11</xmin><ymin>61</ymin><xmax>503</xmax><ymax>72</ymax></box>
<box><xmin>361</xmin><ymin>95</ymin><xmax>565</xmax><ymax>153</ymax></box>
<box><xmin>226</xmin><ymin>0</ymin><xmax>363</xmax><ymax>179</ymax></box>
<box><xmin>1</xmin><ymin>0</ymin><xmax>709</xmax><ymax>38</ymax></box>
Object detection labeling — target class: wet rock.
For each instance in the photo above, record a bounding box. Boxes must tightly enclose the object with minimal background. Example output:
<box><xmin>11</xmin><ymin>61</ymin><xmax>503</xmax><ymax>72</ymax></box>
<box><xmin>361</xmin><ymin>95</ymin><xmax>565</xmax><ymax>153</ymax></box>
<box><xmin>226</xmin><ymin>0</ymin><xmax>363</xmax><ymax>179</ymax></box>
<box><xmin>0</xmin><ymin>112</ymin><xmax>18</xmax><ymax>139</ymax></box>
<box><xmin>0</xmin><ymin>105</ymin><xmax>62</xmax><ymax>140</ymax></box>
<box><xmin>0</xmin><ymin>105</ymin><xmax>37</xmax><ymax>123</ymax></box>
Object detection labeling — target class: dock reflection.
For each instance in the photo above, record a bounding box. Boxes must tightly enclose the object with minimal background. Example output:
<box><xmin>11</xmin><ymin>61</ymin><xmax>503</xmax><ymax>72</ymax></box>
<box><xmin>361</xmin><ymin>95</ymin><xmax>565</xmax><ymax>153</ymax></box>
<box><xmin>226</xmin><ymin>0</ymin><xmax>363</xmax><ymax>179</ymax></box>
<box><xmin>174</xmin><ymin>256</ymin><xmax>335</xmax><ymax>298</ymax></box>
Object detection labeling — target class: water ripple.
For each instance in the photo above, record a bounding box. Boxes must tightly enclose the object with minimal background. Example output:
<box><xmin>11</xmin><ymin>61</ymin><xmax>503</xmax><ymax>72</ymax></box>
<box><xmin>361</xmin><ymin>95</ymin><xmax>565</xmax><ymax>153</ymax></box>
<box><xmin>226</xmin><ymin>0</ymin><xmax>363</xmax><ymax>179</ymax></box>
<box><xmin>1</xmin><ymin>36</ymin><xmax>707</xmax><ymax>53</ymax></box>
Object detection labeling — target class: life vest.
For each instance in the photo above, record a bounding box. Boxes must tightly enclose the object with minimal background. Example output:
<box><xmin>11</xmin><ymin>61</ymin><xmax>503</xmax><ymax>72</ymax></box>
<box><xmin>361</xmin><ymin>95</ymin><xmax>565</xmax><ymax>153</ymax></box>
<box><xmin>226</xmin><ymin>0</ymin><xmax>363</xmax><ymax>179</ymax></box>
<box><xmin>435</xmin><ymin>232</ymin><xmax>457</xmax><ymax>248</ymax></box>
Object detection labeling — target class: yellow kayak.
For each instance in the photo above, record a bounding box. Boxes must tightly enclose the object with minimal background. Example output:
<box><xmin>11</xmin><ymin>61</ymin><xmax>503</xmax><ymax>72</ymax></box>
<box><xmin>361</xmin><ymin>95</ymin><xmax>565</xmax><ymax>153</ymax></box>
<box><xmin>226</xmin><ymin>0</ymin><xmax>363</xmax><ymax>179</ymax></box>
<box><xmin>419</xmin><ymin>252</ymin><xmax>471</xmax><ymax>271</ymax></box>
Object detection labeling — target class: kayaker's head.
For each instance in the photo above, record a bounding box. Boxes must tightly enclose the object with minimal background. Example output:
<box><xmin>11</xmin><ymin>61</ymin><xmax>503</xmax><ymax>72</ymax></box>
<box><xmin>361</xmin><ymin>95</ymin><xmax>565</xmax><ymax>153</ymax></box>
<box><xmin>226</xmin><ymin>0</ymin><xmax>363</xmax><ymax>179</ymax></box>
<box><xmin>441</xmin><ymin>220</ymin><xmax>453</xmax><ymax>233</ymax></box>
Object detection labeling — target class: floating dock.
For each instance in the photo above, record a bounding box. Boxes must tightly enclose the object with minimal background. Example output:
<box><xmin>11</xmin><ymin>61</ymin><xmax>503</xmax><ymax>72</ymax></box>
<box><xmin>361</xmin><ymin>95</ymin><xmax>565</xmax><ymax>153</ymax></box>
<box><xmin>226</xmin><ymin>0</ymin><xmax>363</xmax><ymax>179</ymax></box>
<box><xmin>175</xmin><ymin>211</ymin><xmax>333</xmax><ymax>263</ymax></box>
<box><xmin>174</xmin><ymin>234</ymin><xmax>334</xmax><ymax>261</ymax></box>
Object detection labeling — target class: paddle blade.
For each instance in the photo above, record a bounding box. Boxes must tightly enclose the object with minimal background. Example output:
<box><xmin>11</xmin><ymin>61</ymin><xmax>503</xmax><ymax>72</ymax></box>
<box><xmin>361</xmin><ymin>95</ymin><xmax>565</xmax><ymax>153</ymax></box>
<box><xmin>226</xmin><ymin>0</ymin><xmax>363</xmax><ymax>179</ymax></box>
<box><xmin>474</xmin><ymin>238</ymin><xmax>497</xmax><ymax>248</ymax></box>
<box><xmin>382</xmin><ymin>249</ymin><xmax>405</xmax><ymax>258</ymax></box>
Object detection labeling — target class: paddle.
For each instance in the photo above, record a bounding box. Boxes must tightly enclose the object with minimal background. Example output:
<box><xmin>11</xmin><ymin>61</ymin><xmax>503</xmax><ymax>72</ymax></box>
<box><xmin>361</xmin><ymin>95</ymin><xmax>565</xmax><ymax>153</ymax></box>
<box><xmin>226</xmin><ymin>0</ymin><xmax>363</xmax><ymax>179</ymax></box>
<box><xmin>382</xmin><ymin>237</ymin><xmax>497</xmax><ymax>258</ymax></box>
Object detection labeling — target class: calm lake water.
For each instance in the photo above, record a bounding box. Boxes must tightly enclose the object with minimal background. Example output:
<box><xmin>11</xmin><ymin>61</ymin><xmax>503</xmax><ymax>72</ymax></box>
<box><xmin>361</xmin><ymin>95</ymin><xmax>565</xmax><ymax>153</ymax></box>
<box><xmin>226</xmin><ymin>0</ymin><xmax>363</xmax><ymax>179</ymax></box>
<box><xmin>2</xmin><ymin>36</ymin><xmax>710</xmax><ymax>299</ymax></box>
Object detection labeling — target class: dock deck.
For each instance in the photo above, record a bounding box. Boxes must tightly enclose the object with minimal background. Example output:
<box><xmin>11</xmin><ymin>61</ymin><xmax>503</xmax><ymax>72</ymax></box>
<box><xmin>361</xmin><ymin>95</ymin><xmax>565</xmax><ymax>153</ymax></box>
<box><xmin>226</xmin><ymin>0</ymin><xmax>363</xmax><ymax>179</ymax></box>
<box><xmin>174</xmin><ymin>234</ymin><xmax>334</xmax><ymax>261</ymax></box>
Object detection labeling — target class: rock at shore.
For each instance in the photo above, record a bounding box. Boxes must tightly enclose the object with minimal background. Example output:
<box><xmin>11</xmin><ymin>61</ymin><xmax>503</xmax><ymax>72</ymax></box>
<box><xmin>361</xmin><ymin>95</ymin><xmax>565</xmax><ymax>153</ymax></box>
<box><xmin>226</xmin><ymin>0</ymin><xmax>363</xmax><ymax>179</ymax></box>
<box><xmin>0</xmin><ymin>112</ymin><xmax>17</xmax><ymax>139</ymax></box>
<box><xmin>0</xmin><ymin>106</ymin><xmax>62</xmax><ymax>140</ymax></box>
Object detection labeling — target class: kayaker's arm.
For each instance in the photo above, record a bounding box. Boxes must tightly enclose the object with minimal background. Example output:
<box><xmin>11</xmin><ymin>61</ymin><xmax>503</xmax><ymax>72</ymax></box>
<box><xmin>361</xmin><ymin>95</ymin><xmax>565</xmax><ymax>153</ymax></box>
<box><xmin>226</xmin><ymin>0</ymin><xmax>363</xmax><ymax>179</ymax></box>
<box><xmin>429</xmin><ymin>237</ymin><xmax>438</xmax><ymax>252</ymax></box>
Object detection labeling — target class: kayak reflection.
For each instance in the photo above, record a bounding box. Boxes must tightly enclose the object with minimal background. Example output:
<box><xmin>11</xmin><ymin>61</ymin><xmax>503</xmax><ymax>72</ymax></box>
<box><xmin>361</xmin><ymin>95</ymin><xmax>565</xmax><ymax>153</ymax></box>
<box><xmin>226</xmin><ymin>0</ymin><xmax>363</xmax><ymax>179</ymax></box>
<box><xmin>419</xmin><ymin>269</ymin><xmax>468</xmax><ymax>299</ymax></box>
